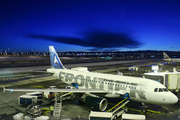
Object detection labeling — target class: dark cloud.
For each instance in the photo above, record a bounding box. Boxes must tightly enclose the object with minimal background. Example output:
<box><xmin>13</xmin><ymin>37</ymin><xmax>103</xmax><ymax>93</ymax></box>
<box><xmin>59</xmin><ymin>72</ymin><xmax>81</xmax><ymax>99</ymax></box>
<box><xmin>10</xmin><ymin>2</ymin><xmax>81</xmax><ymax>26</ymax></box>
<box><xmin>88</xmin><ymin>48</ymin><xmax>119</xmax><ymax>52</ymax></box>
<box><xmin>26</xmin><ymin>30</ymin><xmax>143</xmax><ymax>50</ymax></box>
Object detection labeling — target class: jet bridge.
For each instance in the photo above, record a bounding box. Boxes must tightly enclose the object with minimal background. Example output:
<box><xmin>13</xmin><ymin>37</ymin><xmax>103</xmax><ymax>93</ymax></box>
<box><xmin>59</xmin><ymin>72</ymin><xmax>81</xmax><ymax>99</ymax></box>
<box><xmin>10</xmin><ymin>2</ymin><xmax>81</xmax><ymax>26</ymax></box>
<box><xmin>143</xmin><ymin>68</ymin><xmax>180</xmax><ymax>92</ymax></box>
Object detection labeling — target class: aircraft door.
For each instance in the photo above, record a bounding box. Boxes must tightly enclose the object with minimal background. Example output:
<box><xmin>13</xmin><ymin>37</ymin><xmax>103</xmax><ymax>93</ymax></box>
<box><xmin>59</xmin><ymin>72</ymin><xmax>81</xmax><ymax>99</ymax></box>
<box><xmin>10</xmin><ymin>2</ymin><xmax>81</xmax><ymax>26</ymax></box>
<box><xmin>108</xmin><ymin>81</ymin><xmax>113</xmax><ymax>92</ymax></box>
<box><xmin>96</xmin><ymin>80</ymin><xmax>101</xmax><ymax>89</ymax></box>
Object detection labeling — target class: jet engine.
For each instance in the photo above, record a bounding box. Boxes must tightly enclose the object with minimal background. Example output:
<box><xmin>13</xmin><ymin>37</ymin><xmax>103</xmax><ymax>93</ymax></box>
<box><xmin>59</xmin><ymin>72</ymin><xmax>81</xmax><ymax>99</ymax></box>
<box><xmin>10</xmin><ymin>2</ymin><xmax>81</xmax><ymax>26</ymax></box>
<box><xmin>84</xmin><ymin>96</ymin><xmax>108</xmax><ymax>111</ymax></box>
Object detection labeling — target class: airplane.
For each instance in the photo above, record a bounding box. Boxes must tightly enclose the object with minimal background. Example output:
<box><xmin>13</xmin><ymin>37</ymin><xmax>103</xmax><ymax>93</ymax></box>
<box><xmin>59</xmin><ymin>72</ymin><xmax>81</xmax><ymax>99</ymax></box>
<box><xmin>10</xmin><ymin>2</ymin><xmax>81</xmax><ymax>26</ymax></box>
<box><xmin>3</xmin><ymin>46</ymin><xmax>178</xmax><ymax>112</ymax></box>
<box><xmin>163</xmin><ymin>52</ymin><xmax>180</xmax><ymax>65</ymax></box>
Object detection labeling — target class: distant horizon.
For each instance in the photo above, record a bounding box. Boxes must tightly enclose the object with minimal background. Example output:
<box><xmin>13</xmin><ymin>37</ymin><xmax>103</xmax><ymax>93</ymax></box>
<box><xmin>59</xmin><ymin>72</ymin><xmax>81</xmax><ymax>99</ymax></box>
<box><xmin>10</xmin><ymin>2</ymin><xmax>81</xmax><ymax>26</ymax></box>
<box><xmin>1</xmin><ymin>49</ymin><xmax>180</xmax><ymax>53</ymax></box>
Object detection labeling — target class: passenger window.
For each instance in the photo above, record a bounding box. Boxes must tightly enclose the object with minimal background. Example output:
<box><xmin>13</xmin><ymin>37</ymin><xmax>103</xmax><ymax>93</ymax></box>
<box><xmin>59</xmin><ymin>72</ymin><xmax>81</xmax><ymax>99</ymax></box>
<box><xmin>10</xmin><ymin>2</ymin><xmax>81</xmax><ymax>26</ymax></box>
<box><xmin>159</xmin><ymin>88</ymin><xmax>163</xmax><ymax>92</ymax></box>
<box><xmin>163</xmin><ymin>88</ymin><xmax>168</xmax><ymax>92</ymax></box>
<box><xmin>154</xmin><ymin>88</ymin><xmax>158</xmax><ymax>92</ymax></box>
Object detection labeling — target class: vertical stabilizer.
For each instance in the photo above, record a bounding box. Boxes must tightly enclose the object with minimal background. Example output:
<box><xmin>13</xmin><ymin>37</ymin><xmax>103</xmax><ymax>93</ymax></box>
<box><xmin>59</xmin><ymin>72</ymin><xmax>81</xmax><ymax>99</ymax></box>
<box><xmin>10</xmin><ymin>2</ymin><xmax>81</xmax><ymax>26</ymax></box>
<box><xmin>49</xmin><ymin>46</ymin><xmax>65</xmax><ymax>69</ymax></box>
<box><xmin>163</xmin><ymin>52</ymin><xmax>170</xmax><ymax>59</ymax></box>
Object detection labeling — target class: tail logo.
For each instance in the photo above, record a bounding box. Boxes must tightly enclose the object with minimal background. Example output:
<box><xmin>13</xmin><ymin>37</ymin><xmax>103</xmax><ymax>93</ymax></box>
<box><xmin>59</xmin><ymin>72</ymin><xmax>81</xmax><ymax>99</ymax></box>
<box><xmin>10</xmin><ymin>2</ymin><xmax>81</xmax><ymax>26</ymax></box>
<box><xmin>52</xmin><ymin>54</ymin><xmax>60</xmax><ymax>68</ymax></box>
<box><xmin>49</xmin><ymin>46</ymin><xmax>64</xmax><ymax>69</ymax></box>
<box><xmin>49</xmin><ymin>46</ymin><xmax>55</xmax><ymax>52</ymax></box>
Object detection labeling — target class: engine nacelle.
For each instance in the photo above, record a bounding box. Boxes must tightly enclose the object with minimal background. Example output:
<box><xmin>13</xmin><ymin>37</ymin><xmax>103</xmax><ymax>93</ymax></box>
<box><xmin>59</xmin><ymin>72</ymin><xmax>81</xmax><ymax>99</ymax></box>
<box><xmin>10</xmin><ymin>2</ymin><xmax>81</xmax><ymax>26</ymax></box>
<box><xmin>85</xmin><ymin>96</ymin><xmax>108</xmax><ymax>111</ymax></box>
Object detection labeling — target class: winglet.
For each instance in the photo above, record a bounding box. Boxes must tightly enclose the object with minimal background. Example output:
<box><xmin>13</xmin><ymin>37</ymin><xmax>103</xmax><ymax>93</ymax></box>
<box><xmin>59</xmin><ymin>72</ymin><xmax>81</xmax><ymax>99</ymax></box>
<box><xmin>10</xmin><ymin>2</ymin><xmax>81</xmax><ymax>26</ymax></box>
<box><xmin>3</xmin><ymin>86</ymin><xmax>5</xmax><ymax>92</ymax></box>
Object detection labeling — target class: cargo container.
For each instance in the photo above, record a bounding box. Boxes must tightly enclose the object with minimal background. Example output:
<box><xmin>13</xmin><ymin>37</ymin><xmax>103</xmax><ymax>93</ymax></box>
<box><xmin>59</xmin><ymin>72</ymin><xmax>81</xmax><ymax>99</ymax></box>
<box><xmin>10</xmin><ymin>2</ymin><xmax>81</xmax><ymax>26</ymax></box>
<box><xmin>18</xmin><ymin>95</ymin><xmax>37</xmax><ymax>106</ymax></box>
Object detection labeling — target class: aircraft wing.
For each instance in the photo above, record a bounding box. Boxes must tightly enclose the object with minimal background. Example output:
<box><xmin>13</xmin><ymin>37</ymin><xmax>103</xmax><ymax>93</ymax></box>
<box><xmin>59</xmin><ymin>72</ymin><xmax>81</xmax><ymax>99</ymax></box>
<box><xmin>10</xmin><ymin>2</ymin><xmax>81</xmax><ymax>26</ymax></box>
<box><xmin>3</xmin><ymin>87</ymin><xmax>107</xmax><ymax>93</ymax></box>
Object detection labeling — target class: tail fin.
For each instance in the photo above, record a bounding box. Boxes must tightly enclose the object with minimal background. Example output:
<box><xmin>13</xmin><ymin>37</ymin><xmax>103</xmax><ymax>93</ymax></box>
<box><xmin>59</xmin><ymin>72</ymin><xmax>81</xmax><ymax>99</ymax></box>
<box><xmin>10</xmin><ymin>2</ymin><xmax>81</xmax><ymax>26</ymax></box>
<box><xmin>163</xmin><ymin>52</ymin><xmax>170</xmax><ymax>59</ymax></box>
<box><xmin>49</xmin><ymin>46</ymin><xmax>65</xmax><ymax>69</ymax></box>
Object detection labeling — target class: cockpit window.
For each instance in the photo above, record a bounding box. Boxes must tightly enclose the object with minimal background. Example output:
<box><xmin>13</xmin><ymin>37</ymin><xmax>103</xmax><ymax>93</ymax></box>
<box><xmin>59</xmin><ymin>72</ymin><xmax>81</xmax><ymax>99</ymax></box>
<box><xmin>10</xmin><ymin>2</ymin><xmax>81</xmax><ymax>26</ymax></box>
<box><xmin>154</xmin><ymin>88</ymin><xmax>168</xmax><ymax>92</ymax></box>
<box><xmin>163</xmin><ymin>88</ymin><xmax>168</xmax><ymax>92</ymax></box>
<box><xmin>159</xmin><ymin>88</ymin><xmax>163</xmax><ymax>92</ymax></box>
<box><xmin>154</xmin><ymin>88</ymin><xmax>158</xmax><ymax>92</ymax></box>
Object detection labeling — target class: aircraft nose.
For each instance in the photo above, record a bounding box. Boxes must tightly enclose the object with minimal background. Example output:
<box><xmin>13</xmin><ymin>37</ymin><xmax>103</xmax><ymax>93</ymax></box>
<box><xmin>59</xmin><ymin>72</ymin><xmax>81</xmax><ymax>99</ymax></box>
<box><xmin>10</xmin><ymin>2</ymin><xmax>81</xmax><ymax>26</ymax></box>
<box><xmin>169</xmin><ymin>94</ymin><xmax>178</xmax><ymax>104</ymax></box>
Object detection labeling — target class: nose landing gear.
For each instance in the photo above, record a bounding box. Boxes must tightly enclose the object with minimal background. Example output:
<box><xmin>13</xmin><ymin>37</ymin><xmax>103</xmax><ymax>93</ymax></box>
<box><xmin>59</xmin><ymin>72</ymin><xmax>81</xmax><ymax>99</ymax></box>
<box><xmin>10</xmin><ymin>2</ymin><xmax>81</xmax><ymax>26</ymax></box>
<box><xmin>141</xmin><ymin>103</ymin><xmax>148</xmax><ymax>113</ymax></box>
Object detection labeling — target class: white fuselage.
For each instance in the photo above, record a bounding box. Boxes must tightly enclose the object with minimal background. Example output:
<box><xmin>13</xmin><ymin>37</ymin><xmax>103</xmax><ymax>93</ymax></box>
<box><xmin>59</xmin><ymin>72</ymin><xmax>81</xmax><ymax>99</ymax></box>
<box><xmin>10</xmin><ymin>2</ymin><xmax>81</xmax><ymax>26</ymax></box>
<box><xmin>47</xmin><ymin>68</ymin><xmax>178</xmax><ymax>105</ymax></box>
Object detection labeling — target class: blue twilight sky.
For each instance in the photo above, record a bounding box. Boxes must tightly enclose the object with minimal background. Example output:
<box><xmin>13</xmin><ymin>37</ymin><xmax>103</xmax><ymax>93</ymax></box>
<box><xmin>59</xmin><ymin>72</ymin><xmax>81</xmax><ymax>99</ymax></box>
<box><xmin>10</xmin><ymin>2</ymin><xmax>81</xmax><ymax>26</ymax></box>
<box><xmin>0</xmin><ymin>0</ymin><xmax>180</xmax><ymax>52</ymax></box>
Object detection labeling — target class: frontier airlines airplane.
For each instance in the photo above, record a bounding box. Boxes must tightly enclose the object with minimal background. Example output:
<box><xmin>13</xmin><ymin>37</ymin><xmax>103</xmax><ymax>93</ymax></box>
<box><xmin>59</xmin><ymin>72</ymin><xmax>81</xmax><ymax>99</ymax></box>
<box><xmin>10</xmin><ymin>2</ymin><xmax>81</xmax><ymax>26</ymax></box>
<box><xmin>163</xmin><ymin>52</ymin><xmax>180</xmax><ymax>65</ymax></box>
<box><xmin>4</xmin><ymin>46</ymin><xmax>178</xmax><ymax>111</ymax></box>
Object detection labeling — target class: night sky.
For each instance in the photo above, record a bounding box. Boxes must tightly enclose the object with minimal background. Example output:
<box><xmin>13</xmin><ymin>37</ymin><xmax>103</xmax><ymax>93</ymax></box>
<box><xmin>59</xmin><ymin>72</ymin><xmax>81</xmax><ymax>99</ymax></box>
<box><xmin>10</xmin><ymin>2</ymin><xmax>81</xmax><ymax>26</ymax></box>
<box><xmin>1</xmin><ymin>0</ymin><xmax>180</xmax><ymax>52</ymax></box>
